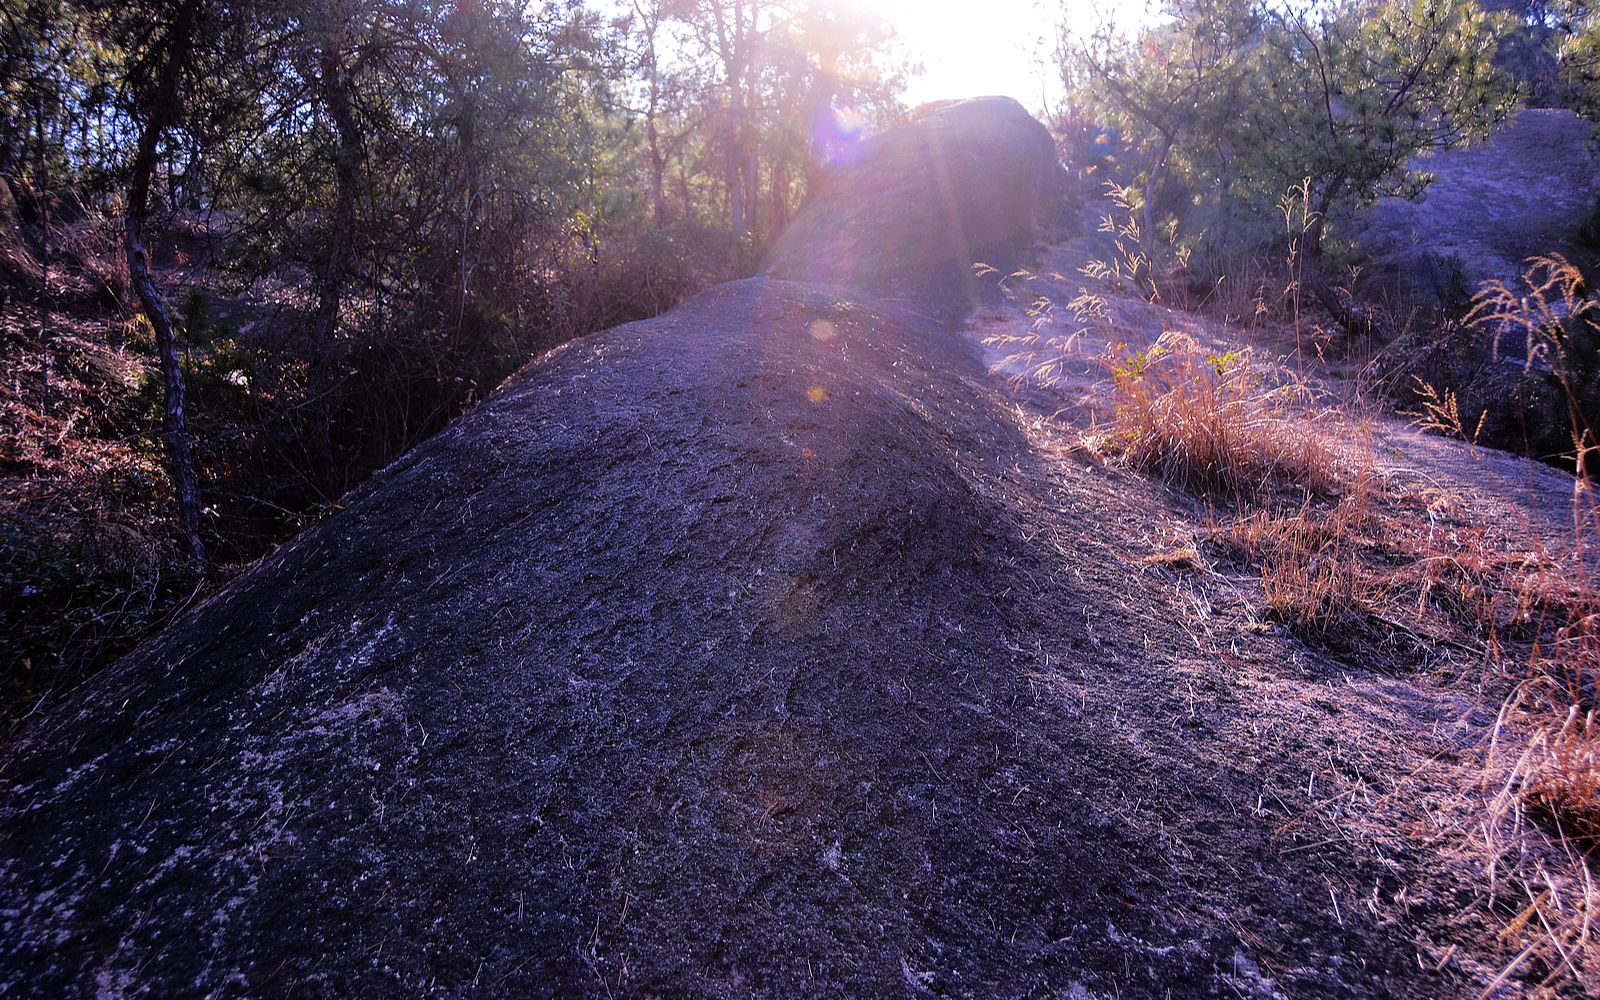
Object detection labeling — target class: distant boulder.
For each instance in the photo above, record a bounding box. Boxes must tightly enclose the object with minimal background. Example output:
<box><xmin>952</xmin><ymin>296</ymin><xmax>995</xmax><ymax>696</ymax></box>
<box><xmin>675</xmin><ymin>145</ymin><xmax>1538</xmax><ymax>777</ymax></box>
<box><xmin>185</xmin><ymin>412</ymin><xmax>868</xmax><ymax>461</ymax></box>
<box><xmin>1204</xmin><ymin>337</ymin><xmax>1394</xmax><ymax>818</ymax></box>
<box><xmin>763</xmin><ymin>95</ymin><xmax>1064</xmax><ymax>320</ymax></box>
<box><xmin>1352</xmin><ymin>108</ymin><xmax>1600</xmax><ymax>308</ymax></box>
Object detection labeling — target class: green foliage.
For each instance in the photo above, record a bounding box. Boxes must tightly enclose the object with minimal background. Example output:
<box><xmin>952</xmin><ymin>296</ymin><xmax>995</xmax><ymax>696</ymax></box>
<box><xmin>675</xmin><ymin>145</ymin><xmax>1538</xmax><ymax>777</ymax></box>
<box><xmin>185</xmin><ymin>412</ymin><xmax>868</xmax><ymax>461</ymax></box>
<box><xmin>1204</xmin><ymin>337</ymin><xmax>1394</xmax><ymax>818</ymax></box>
<box><xmin>1557</xmin><ymin>0</ymin><xmax>1600</xmax><ymax>119</ymax></box>
<box><xmin>1110</xmin><ymin>342</ymin><xmax>1165</xmax><ymax>379</ymax></box>
<box><xmin>1244</xmin><ymin>0</ymin><xmax>1514</xmax><ymax>216</ymax></box>
<box><xmin>1060</xmin><ymin>0</ymin><xmax>1260</xmax><ymax>257</ymax></box>
<box><xmin>1062</xmin><ymin>0</ymin><xmax>1519</xmax><ymax>261</ymax></box>
<box><xmin>1206</xmin><ymin>348</ymin><xmax>1247</xmax><ymax>376</ymax></box>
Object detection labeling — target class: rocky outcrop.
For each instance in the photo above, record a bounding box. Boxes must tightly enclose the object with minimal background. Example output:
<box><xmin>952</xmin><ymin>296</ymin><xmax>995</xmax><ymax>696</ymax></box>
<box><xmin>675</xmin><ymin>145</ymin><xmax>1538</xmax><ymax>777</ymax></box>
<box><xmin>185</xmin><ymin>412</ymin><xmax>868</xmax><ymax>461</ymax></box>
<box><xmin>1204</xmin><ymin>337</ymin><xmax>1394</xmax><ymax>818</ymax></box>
<box><xmin>0</xmin><ymin>98</ymin><xmax>1469</xmax><ymax>998</ymax></box>
<box><xmin>763</xmin><ymin>96</ymin><xmax>1064</xmax><ymax>321</ymax></box>
<box><xmin>0</xmin><ymin>97</ymin><xmax>1085</xmax><ymax>998</ymax></box>
<box><xmin>1353</xmin><ymin>108</ymin><xmax>1600</xmax><ymax>306</ymax></box>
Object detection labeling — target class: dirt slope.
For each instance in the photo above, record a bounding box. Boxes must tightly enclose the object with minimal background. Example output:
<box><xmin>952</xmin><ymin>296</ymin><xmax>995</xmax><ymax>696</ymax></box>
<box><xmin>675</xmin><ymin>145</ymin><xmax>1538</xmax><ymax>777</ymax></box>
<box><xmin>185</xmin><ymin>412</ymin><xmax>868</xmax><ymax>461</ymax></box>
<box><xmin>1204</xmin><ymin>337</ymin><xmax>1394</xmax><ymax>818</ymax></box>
<box><xmin>0</xmin><ymin>98</ymin><xmax>1568</xmax><ymax>998</ymax></box>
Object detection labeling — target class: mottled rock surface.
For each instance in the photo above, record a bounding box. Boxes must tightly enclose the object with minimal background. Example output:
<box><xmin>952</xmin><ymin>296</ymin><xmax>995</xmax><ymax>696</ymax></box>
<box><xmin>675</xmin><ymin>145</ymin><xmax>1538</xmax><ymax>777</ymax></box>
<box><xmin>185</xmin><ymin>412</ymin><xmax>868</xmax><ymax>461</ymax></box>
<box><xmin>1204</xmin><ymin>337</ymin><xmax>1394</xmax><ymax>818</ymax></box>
<box><xmin>0</xmin><ymin>98</ymin><xmax>1498</xmax><ymax>998</ymax></box>
<box><xmin>1353</xmin><ymin>108</ymin><xmax>1600</xmax><ymax>303</ymax></box>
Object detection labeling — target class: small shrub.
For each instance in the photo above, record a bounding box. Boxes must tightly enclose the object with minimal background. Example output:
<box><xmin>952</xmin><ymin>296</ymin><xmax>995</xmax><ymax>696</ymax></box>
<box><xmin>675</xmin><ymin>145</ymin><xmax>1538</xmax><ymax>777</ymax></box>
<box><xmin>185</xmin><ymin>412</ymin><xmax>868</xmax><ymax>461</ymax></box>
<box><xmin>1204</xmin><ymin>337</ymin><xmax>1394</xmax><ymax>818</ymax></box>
<box><xmin>1576</xmin><ymin>195</ymin><xmax>1600</xmax><ymax>256</ymax></box>
<box><xmin>1466</xmin><ymin>254</ymin><xmax>1600</xmax><ymax>473</ymax></box>
<box><xmin>1093</xmin><ymin>332</ymin><xmax>1340</xmax><ymax>500</ymax></box>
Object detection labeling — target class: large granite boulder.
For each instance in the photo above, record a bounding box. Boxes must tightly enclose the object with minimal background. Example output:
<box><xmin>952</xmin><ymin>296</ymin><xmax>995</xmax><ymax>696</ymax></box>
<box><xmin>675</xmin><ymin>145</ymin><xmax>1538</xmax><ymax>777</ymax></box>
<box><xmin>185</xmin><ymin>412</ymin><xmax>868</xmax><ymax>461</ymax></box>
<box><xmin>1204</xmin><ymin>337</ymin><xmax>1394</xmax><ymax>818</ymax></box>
<box><xmin>763</xmin><ymin>96</ymin><xmax>1064</xmax><ymax>321</ymax></box>
<box><xmin>1353</xmin><ymin>108</ymin><xmax>1600</xmax><ymax>306</ymax></box>
<box><xmin>0</xmin><ymin>96</ymin><xmax>1461</xmax><ymax>999</ymax></box>
<box><xmin>0</xmin><ymin>98</ymin><xmax>1089</xmax><ymax>999</ymax></box>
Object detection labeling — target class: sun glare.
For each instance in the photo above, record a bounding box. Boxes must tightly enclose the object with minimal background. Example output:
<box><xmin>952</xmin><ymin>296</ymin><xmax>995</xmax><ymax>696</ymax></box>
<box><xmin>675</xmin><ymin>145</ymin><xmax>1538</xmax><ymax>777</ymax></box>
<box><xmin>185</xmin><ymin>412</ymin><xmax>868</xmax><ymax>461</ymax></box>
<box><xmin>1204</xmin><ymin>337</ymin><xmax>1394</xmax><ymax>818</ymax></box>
<box><xmin>865</xmin><ymin>0</ymin><xmax>1110</xmax><ymax>111</ymax></box>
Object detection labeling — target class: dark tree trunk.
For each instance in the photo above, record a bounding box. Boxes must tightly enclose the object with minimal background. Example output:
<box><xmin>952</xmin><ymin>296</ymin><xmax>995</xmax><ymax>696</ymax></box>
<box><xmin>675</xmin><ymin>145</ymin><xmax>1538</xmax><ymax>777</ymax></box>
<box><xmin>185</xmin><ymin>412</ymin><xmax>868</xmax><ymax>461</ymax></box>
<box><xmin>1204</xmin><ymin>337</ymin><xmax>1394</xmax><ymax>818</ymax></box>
<box><xmin>455</xmin><ymin>89</ymin><xmax>480</xmax><ymax>333</ymax></box>
<box><xmin>710</xmin><ymin>0</ymin><xmax>758</xmax><ymax>269</ymax></box>
<box><xmin>126</xmin><ymin>1</ymin><xmax>205</xmax><ymax>566</ymax></box>
<box><xmin>724</xmin><ymin>114</ymin><xmax>745</xmax><ymax>264</ymax></box>
<box><xmin>0</xmin><ymin>34</ymin><xmax>21</xmax><ymax>178</ymax></box>
<box><xmin>647</xmin><ymin>98</ymin><xmax>666</xmax><ymax>226</ymax></box>
<box><xmin>769</xmin><ymin>154</ymin><xmax>788</xmax><ymax>234</ymax></box>
<box><xmin>34</xmin><ymin>63</ymin><xmax>51</xmax><ymax>417</ymax></box>
<box><xmin>309</xmin><ymin>39</ymin><xmax>361</xmax><ymax>483</ymax></box>
<box><xmin>637</xmin><ymin>2</ymin><xmax>667</xmax><ymax>226</ymax></box>
<box><xmin>739</xmin><ymin>137</ymin><xmax>758</xmax><ymax>266</ymax></box>
<box><xmin>1143</xmin><ymin>133</ymin><xmax>1171</xmax><ymax>270</ymax></box>
<box><xmin>1300</xmin><ymin>171</ymin><xmax>1373</xmax><ymax>338</ymax></box>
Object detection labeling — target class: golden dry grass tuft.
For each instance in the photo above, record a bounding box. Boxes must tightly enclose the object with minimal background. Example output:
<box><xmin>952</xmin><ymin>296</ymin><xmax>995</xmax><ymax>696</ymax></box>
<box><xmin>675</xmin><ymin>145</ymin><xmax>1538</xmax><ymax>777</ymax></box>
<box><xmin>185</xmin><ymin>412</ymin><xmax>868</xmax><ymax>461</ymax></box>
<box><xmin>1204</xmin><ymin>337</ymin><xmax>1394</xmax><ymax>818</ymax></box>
<box><xmin>1521</xmin><ymin>707</ymin><xmax>1600</xmax><ymax>854</ymax></box>
<box><xmin>1222</xmin><ymin>494</ymin><xmax>1386</xmax><ymax>638</ymax></box>
<box><xmin>1089</xmin><ymin>333</ymin><xmax>1342</xmax><ymax>500</ymax></box>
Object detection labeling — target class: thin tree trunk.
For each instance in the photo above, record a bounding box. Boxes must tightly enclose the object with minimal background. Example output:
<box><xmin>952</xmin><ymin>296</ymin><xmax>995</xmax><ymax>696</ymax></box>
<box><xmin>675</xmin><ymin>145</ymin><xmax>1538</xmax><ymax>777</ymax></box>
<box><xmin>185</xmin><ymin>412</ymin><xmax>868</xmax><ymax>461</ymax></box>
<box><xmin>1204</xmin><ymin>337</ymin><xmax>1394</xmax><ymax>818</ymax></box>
<box><xmin>1141</xmin><ymin>133</ymin><xmax>1172</xmax><ymax>281</ymax></box>
<box><xmin>708</xmin><ymin>0</ymin><xmax>759</xmax><ymax>269</ymax></box>
<box><xmin>638</xmin><ymin>2</ymin><xmax>667</xmax><ymax>225</ymax></box>
<box><xmin>309</xmin><ymin>38</ymin><xmax>361</xmax><ymax>482</ymax></box>
<box><xmin>126</xmin><ymin>1</ymin><xmax>205</xmax><ymax>566</ymax></box>
<box><xmin>456</xmin><ymin>90</ymin><xmax>480</xmax><ymax>333</ymax></box>
<box><xmin>647</xmin><ymin>102</ymin><xmax>666</xmax><ymax>225</ymax></box>
<box><xmin>0</xmin><ymin>37</ymin><xmax>21</xmax><ymax>178</ymax></box>
<box><xmin>740</xmin><ymin>140</ymin><xmax>758</xmax><ymax>265</ymax></box>
<box><xmin>736</xmin><ymin>3</ymin><xmax>758</xmax><ymax>268</ymax></box>
<box><xmin>725</xmin><ymin>115</ymin><xmax>744</xmax><ymax>265</ymax></box>
<box><xmin>34</xmin><ymin>62</ymin><xmax>51</xmax><ymax>417</ymax></box>
<box><xmin>768</xmin><ymin>154</ymin><xmax>787</xmax><ymax>234</ymax></box>
<box><xmin>1300</xmin><ymin>172</ymin><xmax>1372</xmax><ymax>337</ymax></box>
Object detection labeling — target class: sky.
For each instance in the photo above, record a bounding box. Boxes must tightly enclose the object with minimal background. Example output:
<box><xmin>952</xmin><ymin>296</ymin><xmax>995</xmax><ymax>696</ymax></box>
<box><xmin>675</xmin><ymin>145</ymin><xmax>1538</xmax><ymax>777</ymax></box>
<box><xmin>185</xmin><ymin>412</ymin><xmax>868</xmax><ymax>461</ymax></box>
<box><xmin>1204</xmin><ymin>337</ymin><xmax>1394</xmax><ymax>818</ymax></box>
<box><xmin>869</xmin><ymin>0</ymin><xmax>1099</xmax><ymax>113</ymax></box>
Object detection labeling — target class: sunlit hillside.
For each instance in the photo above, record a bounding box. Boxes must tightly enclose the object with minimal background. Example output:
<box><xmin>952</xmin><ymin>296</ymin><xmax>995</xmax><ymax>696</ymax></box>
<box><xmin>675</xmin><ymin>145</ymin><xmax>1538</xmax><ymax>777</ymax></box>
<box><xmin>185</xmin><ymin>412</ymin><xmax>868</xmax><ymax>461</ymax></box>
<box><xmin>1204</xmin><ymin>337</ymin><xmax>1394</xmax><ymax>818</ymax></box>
<box><xmin>4</xmin><ymin>0</ymin><xmax>1600</xmax><ymax>995</ymax></box>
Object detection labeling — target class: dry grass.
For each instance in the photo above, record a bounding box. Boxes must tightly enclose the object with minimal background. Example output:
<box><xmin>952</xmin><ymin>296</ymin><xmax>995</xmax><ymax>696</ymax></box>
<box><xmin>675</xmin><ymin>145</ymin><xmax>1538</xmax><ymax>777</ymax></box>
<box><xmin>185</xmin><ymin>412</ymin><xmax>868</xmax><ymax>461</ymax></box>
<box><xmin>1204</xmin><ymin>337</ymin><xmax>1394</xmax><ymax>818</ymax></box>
<box><xmin>1457</xmin><ymin>257</ymin><xmax>1600</xmax><ymax>991</ymax></box>
<box><xmin>1521</xmin><ymin>707</ymin><xmax>1600</xmax><ymax>853</ymax></box>
<box><xmin>1405</xmin><ymin>376</ymin><xmax>1487</xmax><ymax>445</ymax></box>
<box><xmin>1259</xmin><ymin>544</ymin><xmax>1379</xmax><ymax>638</ymax></box>
<box><xmin>1474</xmin><ymin>523</ymin><xmax>1600</xmax><ymax>989</ymax></box>
<box><xmin>1075</xmin><ymin>248</ymin><xmax>1600</xmax><ymax>991</ymax></box>
<box><xmin>1482</xmin><ymin>683</ymin><xmax>1600</xmax><ymax>992</ymax></box>
<box><xmin>1222</xmin><ymin>493</ymin><xmax>1386</xmax><ymax>638</ymax></box>
<box><xmin>991</xmin><ymin>199</ymin><xmax>1600</xmax><ymax>988</ymax></box>
<box><xmin>1466</xmin><ymin>255</ymin><xmax>1597</xmax><ymax>378</ymax></box>
<box><xmin>1090</xmin><ymin>333</ymin><xmax>1342</xmax><ymax>500</ymax></box>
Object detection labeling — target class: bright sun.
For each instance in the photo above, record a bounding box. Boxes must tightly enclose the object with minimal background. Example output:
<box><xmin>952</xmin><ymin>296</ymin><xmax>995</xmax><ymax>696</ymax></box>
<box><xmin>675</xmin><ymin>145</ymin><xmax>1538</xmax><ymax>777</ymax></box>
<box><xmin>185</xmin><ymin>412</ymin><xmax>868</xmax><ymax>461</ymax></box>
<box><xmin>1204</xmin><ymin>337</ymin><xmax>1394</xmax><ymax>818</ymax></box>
<box><xmin>867</xmin><ymin>0</ymin><xmax>1151</xmax><ymax>112</ymax></box>
<box><xmin>867</xmin><ymin>0</ymin><xmax>1062</xmax><ymax>110</ymax></box>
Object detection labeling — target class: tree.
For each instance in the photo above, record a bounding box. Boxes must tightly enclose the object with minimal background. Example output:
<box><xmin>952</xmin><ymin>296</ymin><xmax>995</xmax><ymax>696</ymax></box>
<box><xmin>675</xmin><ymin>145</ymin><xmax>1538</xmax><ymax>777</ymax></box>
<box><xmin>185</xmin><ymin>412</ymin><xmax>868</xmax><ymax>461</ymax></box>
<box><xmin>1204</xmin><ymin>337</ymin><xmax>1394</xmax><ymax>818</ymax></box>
<box><xmin>297</xmin><ymin>0</ymin><xmax>375</xmax><ymax>483</ymax></box>
<box><xmin>765</xmin><ymin>1</ymin><xmax>899</xmax><ymax>206</ymax></box>
<box><xmin>626</xmin><ymin>0</ymin><xmax>677</xmax><ymax>225</ymax></box>
<box><xmin>1062</xmin><ymin>0</ymin><xmax>1517</xmax><ymax>331</ymax></box>
<box><xmin>116</xmin><ymin>0</ymin><xmax>209</xmax><ymax>565</ymax></box>
<box><xmin>1556</xmin><ymin>0</ymin><xmax>1600</xmax><ymax>118</ymax></box>
<box><xmin>2</xmin><ymin>0</ymin><xmax>914</xmax><ymax>703</ymax></box>
<box><xmin>670</xmin><ymin>0</ymin><xmax>770</xmax><ymax>266</ymax></box>
<box><xmin>1242</xmin><ymin>0</ymin><xmax>1516</xmax><ymax>331</ymax></box>
<box><xmin>1060</xmin><ymin>0</ymin><xmax>1260</xmax><ymax>279</ymax></box>
<box><xmin>664</xmin><ymin>0</ymin><xmax>900</xmax><ymax>265</ymax></box>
